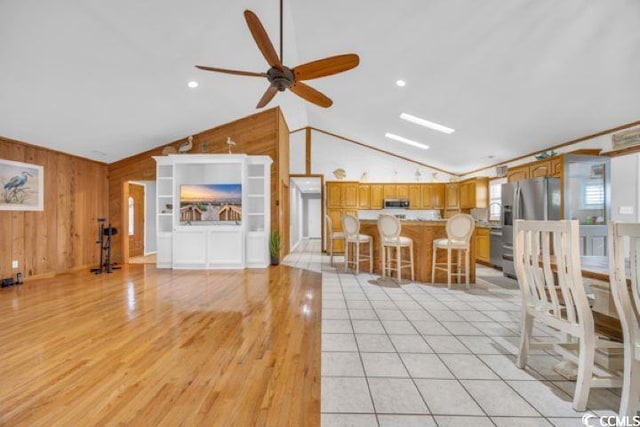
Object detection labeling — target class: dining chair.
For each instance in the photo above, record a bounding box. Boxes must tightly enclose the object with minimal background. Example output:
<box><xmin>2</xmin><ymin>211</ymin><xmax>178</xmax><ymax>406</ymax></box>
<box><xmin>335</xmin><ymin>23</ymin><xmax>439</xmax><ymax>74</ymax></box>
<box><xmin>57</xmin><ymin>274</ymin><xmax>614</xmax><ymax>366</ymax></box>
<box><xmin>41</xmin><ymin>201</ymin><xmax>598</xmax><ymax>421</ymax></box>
<box><xmin>514</xmin><ymin>219</ymin><xmax>622</xmax><ymax>411</ymax></box>
<box><xmin>608</xmin><ymin>221</ymin><xmax>640</xmax><ymax>418</ymax></box>
<box><xmin>377</xmin><ymin>214</ymin><xmax>414</xmax><ymax>282</ymax></box>
<box><xmin>325</xmin><ymin>214</ymin><xmax>344</xmax><ymax>266</ymax></box>
<box><xmin>342</xmin><ymin>214</ymin><xmax>373</xmax><ymax>274</ymax></box>
<box><xmin>432</xmin><ymin>213</ymin><xmax>475</xmax><ymax>288</ymax></box>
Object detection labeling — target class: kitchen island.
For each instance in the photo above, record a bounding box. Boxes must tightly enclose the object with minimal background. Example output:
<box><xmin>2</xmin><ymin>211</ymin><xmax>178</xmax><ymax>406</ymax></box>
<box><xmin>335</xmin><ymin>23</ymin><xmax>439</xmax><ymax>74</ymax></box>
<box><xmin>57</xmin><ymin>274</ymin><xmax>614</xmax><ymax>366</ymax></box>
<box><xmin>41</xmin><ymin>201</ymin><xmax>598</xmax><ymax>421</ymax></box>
<box><xmin>358</xmin><ymin>220</ymin><xmax>476</xmax><ymax>284</ymax></box>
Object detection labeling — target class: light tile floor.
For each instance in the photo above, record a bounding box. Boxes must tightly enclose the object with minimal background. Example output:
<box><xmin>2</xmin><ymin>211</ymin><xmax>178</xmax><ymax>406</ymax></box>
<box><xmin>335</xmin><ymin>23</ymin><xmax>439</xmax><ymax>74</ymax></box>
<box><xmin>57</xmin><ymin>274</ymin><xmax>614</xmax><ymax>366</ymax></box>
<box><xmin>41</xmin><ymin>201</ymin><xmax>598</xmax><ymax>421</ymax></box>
<box><xmin>283</xmin><ymin>244</ymin><xmax>623</xmax><ymax>427</ymax></box>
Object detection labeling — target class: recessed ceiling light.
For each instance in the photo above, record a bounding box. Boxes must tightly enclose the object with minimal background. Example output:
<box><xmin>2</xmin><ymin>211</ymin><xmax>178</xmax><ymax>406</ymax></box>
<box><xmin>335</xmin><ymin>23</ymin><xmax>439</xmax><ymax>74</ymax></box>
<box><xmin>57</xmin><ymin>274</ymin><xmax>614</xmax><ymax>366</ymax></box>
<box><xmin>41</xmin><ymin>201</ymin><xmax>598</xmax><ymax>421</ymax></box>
<box><xmin>385</xmin><ymin>132</ymin><xmax>429</xmax><ymax>150</ymax></box>
<box><xmin>488</xmin><ymin>155</ymin><xmax>495</xmax><ymax>159</ymax></box>
<box><xmin>400</xmin><ymin>113</ymin><xmax>455</xmax><ymax>134</ymax></box>
<box><xmin>188</xmin><ymin>81</ymin><xmax>199</xmax><ymax>88</ymax></box>
<box><xmin>395</xmin><ymin>79</ymin><xmax>406</xmax><ymax>87</ymax></box>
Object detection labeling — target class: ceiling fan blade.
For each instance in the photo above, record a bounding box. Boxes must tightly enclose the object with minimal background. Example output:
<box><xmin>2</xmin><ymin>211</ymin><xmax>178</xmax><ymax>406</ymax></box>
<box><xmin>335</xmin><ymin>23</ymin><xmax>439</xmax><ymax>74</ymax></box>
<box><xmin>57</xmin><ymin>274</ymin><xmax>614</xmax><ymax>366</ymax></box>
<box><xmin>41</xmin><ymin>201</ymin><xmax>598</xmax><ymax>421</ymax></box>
<box><xmin>292</xmin><ymin>54</ymin><xmax>360</xmax><ymax>81</ymax></box>
<box><xmin>244</xmin><ymin>10</ymin><xmax>283</xmax><ymax>71</ymax></box>
<box><xmin>256</xmin><ymin>86</ymin><xmax>278</xmax><ymax>108</ymax></box>
<box><xmin>195</xmin><ymin>65</ymin><xmax>268</xmax><ymax>78</ymax></box>
<box><xmin>289</xmin><ymin>82</ymin><xmax>333</xmax><ymax>108</ymax></box>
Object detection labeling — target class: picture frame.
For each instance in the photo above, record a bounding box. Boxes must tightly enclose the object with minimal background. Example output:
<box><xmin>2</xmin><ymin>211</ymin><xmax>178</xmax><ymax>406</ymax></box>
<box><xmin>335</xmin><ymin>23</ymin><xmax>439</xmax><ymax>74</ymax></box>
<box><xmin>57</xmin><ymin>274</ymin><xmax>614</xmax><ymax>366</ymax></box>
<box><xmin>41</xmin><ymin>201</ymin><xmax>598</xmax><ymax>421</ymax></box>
<box><xmin>0</xmin><ymin>158</ymin><xmax>44</xmax><ymax>211</ymax></box>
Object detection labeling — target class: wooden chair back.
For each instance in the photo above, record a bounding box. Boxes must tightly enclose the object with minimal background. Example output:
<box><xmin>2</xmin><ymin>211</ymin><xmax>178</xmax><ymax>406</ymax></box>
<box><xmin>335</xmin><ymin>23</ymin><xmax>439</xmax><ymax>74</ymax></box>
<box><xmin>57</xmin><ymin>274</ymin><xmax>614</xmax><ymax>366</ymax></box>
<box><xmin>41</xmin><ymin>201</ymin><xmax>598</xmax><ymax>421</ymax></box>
<box><xmin>514</xmin><ymin>219</ymin><xmax>593</xmax><ymax>333</ymax></box>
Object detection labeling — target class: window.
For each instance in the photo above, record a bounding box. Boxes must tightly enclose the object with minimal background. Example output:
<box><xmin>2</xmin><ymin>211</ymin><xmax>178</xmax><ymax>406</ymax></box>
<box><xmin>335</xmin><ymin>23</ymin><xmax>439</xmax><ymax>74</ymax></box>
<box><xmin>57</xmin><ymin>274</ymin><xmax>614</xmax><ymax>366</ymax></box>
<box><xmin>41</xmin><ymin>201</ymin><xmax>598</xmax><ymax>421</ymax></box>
<box><xmin>489</xmin><ymin>178</ymin><xmax>506</xmax><ymax>221</ymax></box>
<box><xmin>582</xmin><ymin>182</ymin><xmax>604</xmax><ymax>208</ymax></box>
<box><xmin>128</xmin><ymin>196</ymin><xmax>134</xmax><ymax>235</ymax></box>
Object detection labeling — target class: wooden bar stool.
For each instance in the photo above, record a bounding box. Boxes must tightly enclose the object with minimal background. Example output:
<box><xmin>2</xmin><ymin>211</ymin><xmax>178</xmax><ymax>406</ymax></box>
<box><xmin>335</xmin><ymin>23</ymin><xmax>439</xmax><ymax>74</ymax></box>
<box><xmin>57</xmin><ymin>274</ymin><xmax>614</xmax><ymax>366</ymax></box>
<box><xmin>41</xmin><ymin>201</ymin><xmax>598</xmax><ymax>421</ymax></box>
<box><xmin>342</xmin><ymin>214</ymin><xmax>373</xmax><ymax>274</ymax></box>
<box><xmin>431</xmin><ymin>213</ymin><xmax>475</xmax><ymax>288</ymax></box>
<box><xmin>377</xmin><ymin>214</ymin><xmax>414</xmax><ymax>282</ymax></box>
<box><xmin>325</xmin><ymin>214</ymin><xmax>344</xmax><ymax>266</ymax></box>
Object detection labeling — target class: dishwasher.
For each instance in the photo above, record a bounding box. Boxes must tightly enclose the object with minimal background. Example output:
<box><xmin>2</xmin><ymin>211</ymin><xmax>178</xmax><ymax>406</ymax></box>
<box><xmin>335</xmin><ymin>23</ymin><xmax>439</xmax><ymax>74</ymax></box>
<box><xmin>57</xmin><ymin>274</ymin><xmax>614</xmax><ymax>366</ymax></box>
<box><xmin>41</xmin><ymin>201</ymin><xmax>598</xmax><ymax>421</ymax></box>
<box><xmin>489</xmin><ymin>227</ymin><xmax>503</xmax><ymax>268</ymax></box>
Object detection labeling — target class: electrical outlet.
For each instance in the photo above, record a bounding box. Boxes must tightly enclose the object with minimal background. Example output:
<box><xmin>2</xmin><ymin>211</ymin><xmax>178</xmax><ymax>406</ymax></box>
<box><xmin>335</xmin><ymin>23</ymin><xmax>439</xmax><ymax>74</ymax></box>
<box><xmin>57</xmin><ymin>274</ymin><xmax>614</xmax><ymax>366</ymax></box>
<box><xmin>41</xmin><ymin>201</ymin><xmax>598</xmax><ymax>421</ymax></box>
<box><xmin>619</xmin><ymin>206</ymin><xmax>634</xmax><ymax>215</ymax></box>
<box><xmin>11</xmin><ymin>260</ymin><xmax>18</xmax><ymax>269</ymax></box>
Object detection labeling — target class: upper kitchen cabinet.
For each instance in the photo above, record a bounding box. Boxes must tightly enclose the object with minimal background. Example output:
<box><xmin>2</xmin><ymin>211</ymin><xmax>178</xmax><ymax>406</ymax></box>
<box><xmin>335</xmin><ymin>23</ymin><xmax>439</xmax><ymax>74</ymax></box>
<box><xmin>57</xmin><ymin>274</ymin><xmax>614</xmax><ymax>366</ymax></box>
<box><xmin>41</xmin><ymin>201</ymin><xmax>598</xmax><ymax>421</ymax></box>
<box><xmin>343</xmin><ymin>183</ymin><xmax>359</xmax><ymax>208</ymax></box>
<box><xmin>358</xmin><ymin>184</ymin><xmax>371</xmax><ymax>209</ymax></box>
<box><xmin>421</xmin><ymin>184</ymin><xmax>445</xmax><ymax>209</ymax></box>
<box><xmin>408</xmin><ymin>185</ymin><xmax>421</xmax><ymax>209</ymax></box>
<box><xmin>445</xmin><ymin>183</ymin><xmax>460</xmax><ymax>210</ymax></box>
<box><xmin>327</xmin><ymin>182</ymin><xmax>343</xmax><ymax>208</ymax></box>
<box><xmin>459</xmin><ymin>178</ymin><xmax>489</xmax><ymax>209</ymax></box>
<box><xmin>529</xmin><ymin>160</ymin><xmax>551</xmax><ymax>178</ymax></box>
<box><xmin>326</xmin><ymin>182</ymin><xmax>359</xmax><ymax>209</ymax></box>
<box><xmin>507</xmin><ymin>166</ymin><xmax>529</xmax><ymax>182</ymax></box>
<box><xmin>383</xmin><ymin>184</ymin><xmax>397</xmax><ymax>199</ymax></box>
<box><xmin>370</xmin><ymin>184</ymin><xmax>384</xmax><ymax>209</ymax></box>
<box><xmin>396</xmin><ymin>185</ymin><xmax>410</xmax><ymax>199</ymax></box>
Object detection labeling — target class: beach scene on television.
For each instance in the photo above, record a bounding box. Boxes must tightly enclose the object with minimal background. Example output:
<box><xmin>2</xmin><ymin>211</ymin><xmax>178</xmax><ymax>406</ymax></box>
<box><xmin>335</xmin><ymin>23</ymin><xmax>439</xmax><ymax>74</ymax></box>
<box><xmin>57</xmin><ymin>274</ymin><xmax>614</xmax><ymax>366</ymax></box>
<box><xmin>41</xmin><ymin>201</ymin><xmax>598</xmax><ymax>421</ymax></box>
<box><xmin>179</xmin><ymin>184</ymin><xmax>242</xmax><ymax>225</ymax></box>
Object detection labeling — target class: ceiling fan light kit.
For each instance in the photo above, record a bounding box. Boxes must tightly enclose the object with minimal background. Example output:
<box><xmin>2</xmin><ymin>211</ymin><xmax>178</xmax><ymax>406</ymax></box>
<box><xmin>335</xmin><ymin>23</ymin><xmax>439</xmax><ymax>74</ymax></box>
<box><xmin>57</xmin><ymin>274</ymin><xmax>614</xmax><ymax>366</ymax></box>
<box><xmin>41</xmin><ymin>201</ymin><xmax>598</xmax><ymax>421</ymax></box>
<box><xmin>195</xmin><ymin>0</ymin><xmax>359</xmax><ymax>109</ymax></box>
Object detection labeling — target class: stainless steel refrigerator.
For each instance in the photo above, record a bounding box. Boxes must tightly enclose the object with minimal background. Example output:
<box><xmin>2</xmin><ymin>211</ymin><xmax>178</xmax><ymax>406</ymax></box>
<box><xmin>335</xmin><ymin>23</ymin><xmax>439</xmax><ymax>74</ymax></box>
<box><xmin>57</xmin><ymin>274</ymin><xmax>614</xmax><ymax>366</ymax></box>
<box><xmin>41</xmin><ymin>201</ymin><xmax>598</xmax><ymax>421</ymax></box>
<box><xmin>501</xmin><ymin>177</ymin><xmax>561</xmax><ymax>278</ymax></box>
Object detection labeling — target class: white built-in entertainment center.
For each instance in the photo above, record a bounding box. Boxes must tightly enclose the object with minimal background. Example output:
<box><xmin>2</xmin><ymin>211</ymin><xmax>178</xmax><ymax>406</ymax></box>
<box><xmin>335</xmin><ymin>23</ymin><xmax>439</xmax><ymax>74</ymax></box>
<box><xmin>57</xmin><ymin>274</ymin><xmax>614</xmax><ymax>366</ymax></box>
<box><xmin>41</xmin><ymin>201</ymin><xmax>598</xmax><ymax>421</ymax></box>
<box><xmin>153</xmin><ymin>154</ymin><xmax>272</xmax><ymax>269</ymax></box>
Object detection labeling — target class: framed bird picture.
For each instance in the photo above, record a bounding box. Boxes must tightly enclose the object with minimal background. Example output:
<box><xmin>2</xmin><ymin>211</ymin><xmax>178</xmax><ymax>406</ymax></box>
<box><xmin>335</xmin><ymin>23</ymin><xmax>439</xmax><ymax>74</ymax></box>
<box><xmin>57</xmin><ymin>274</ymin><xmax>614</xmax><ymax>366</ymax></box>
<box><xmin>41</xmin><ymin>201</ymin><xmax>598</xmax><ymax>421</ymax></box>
<box><xmin>0</xmin><ymin>159</ymin><xmax>44</xmax><ymax>211</ymax></box>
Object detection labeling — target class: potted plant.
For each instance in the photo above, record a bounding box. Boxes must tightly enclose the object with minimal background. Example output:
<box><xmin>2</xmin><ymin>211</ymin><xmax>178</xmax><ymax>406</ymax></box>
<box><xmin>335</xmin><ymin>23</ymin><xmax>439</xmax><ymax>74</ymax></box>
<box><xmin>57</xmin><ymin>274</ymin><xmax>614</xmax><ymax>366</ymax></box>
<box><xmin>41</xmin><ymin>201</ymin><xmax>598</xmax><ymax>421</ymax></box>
<box><xmin>269</xmin><ymin>230</ymin><xmax>281</xmax><ymax>265</ymax></box>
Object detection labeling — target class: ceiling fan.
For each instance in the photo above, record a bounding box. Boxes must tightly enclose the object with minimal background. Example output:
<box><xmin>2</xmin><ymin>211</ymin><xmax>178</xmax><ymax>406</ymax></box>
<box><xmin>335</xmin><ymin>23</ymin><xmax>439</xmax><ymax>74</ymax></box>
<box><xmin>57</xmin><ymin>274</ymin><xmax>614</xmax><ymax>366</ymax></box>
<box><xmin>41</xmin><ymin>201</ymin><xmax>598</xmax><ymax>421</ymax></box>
<box><xmin>195</xmin><ymin>0</ymin><xmax>359</xmax><ymax>109</ymax></box>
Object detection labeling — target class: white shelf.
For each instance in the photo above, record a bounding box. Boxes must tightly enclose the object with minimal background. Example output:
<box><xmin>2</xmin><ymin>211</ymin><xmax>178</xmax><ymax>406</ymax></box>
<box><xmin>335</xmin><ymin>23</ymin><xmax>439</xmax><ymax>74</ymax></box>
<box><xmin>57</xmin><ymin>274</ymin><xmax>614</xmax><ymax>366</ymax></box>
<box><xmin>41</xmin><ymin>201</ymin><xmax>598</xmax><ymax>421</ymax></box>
<box><xmin>158</xmin><ymin>176</ymin><xmax>173</xmax><ymax>180</ymax></box>
<box><xmin>158</xmin><ymin>213</ymin><xmax>173</xmax><ymax>216</ymax></box>
<box><xmin>248</xmin><ymin>194</ymin><xmax>264</xmax><ymax>198</ymax></box>
<box><xmin>247</xmin><ymin>213</ymin><xmax>265</xmax><ymax>216</ymax></box>
<box><xmin>248</xmin><ymin>176</ymin><xmax>264</xmax><ymax>180</ymax></box>
<box><xmin>158</xmin><ymin>194</ymin><xmax>173</xmax><ymax>198</ymax></box>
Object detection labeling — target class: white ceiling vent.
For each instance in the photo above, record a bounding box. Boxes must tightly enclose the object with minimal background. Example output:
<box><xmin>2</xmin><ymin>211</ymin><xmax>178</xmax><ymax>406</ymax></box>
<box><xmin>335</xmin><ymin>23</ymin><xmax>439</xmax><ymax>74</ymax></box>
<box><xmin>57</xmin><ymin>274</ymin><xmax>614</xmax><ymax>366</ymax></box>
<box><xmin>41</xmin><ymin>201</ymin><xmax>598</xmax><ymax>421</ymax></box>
<box><xmin>496</xmin><ymin>165</ymin><xmax>508</xmax><ymax>177</ymax></box>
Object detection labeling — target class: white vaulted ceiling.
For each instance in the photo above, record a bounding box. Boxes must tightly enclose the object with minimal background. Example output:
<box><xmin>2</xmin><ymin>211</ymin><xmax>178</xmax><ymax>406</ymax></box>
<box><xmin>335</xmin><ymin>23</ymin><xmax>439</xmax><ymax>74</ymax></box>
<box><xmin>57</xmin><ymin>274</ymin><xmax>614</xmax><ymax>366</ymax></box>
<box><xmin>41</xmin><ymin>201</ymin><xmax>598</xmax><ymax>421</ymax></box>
<box><xmin>0</xmin><ymin>0</ymin><xmax>639</xmax><ymax>173</ymax></box>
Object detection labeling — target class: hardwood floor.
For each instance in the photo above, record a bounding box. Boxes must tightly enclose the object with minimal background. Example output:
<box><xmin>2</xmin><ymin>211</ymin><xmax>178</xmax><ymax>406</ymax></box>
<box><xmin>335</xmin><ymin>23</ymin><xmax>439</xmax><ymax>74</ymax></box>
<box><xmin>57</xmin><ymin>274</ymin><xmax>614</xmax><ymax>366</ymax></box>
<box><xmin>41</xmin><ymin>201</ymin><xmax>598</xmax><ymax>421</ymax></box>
<box><xmin>0</xmin><ymin>264</ymin><xmax>321</xmax><ymax>426</ymax></box>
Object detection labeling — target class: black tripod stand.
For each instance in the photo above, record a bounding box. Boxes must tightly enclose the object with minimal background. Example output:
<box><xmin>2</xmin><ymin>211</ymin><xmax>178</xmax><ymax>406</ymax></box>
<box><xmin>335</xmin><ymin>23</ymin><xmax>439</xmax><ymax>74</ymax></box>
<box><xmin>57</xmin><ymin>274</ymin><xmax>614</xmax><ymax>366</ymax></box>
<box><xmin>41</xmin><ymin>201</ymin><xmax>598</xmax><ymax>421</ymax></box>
<box><xmin>91</xmin><ymin>218</ymin><xmax>121</xmax><ymax>274</ymax></box>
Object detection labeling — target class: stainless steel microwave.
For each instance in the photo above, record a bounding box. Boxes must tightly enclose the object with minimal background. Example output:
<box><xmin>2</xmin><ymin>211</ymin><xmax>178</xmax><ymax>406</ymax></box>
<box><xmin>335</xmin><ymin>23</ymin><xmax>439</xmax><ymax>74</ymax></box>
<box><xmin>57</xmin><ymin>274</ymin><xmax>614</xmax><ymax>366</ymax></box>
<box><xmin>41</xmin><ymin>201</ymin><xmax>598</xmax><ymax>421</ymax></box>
<box><xmin>383</xmin><ymin>199</ymin><xmax>410</xmax><ymax>209</ymax></box>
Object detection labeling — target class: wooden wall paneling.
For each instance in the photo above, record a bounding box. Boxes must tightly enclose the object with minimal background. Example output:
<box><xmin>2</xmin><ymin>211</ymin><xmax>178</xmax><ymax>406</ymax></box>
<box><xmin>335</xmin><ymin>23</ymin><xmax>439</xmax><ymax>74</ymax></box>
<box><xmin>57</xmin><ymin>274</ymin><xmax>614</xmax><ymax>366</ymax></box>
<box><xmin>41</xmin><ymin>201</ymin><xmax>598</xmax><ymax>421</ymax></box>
<box><xmin>0</xmin><ymin>136</ymin><xmax>108</xmax><ymax>279</ymax></box>
<box><xmin>278</xmin><ymin>109</ymin><xmax>290</xmax><ymax>257</ymax></box>
<box><xmin>107</xmin><ymin>107</ymin><xmax>288</xmax><ymax>263</ymax></box>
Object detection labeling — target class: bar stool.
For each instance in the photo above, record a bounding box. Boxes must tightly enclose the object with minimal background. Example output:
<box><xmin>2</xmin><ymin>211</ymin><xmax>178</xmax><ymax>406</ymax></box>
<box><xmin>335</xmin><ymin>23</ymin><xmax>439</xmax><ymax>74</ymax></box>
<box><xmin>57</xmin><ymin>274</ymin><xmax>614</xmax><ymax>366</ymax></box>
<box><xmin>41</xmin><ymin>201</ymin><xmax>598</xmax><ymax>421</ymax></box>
<box><xmin>377</xmin><ymin>214</ymin><xmax>415</xmax><ymax>282</ymax></box>
<box><xmin>342</xmin><ymin>214</ymin><xmax>373</xmax><ymax>274</ymax></box>
<box><xmin>325</xmin><ymin>215</ymin><xmax>344</xmax><ymax>266</ymax></box>
<box><xmin>431</xmin><ymin>213</ymin><xmax>475</xmax><ymax>289</ymax></box>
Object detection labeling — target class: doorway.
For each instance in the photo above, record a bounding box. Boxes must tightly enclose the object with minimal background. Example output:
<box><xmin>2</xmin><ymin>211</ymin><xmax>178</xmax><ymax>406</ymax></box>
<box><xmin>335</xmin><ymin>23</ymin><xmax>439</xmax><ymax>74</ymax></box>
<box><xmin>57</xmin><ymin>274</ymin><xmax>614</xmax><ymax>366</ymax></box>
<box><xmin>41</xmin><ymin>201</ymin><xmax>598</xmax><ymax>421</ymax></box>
<box><xmin>126</xmin><ymin>181</ymin><xmax>157</xmax><ymax>263</ymax></box>
<box><xmin>289</xmin><ymin>176</ymin><xmax>323</xmax><ymax>251</ymax></box>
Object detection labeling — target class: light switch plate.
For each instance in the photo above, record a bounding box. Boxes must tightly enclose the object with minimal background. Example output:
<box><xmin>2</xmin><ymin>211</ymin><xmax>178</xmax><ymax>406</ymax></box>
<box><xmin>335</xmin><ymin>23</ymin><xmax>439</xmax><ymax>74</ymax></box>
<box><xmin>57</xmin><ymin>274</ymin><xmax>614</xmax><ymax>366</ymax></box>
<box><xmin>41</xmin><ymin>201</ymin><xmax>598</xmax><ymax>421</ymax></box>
<box><xmin>11</xmin><ymin>260</ymin><xmax>18</xmax><ymax>269</ymax></box>
<box><xmin>619</xmin><ymin>206</ymin><xmax>634</xmax><ymax>215</ymax></box>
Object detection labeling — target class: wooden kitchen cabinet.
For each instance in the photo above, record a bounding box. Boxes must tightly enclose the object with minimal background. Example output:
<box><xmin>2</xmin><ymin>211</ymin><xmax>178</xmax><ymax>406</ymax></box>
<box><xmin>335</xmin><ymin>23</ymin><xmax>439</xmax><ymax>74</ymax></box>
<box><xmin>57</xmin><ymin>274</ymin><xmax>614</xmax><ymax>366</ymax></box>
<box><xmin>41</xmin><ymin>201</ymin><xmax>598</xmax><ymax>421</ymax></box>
<box><xmin>326</xmin><ymin>182</ymin><xmax>359</xmax><ymax>209</ymax></box>
<box><xmin>529</xmin><ymin>160</ymin><xmax>551</xmax><ymax>178</ymax></box>
<box><xmin>475</xmin><ymin>227</ymin><xmax>490</xmax><ymax>264</ymax></box>
<box><xmin>507</xmin><ymin>166</ymin><xmax>529</xmax><ymax>183</ymax></box>
<box><xmin>370</xmin><ymin>184</ymin><xmax>383</xmax><ymax>209</ymax></box>
<box><xmin>421</xmin><ymin>185</ymin><xmax>434</xmax><ymax>209</ymax></box>
<box><xmin>327</xmin><ymin>182</ymin><xmax>343</xmax><ymax>208</ymax></box>
<box><xmin>551</xmin><ymin>157</ymin><xmax>563</xmax><ymax>177</ymax></box>
<box><xmin>432</xmin><ymin>184</ymin><xmax>445</xmax><ymax>209</ymax></box>
<box><xmin>383</xmin><ymin>184</ymin><xmax>397</xmax><ymax>199</ymax></box>
<box><xmin>408</xmin><ymin>185</ymin><xmax>421</xmax><ymax>209</ymax></box>
<box><xmin>458</xmin><ymin>178</ymin><xmax>488</xmax><ymax>209</ymax></box>
<box><xmin>342</xmin><ymin>183</ymin><xmax>359</xmax><ymax>208</ymax></box>
<box><xmin>358</xmin><ymin>184</ymin><xmax>371</xmax><ymax>209</ymax></box>
<box><xmin>445</xmin><ymin>183</ymin><xmax>460</xmax><ymax>210</ymax></box>
<box><xmin>396</xmin><ymin>184</ymin><xmax>409</xmax><ymax>199</ymax></box>
<box><xmin>421</xmin><ymin>184</ymin><xmax>445</xmax><ymax>209</ymax></box>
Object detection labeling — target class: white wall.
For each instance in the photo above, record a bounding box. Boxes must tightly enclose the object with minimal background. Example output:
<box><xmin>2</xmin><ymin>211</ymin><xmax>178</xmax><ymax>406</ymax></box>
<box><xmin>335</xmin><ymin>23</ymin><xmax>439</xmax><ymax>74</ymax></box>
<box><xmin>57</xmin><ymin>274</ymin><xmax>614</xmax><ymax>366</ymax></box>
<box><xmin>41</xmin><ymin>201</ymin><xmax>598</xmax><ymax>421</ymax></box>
<box><xmin>289</xmin><ymin>182</ymin><xmax>305</xmax><ymax>250</ymax></box>
<box><xmin>308</xmin><ymin>130</ymin><xmax>453</xmax><ymax>183</ymax></box>
<box><xmin>610</xmin><ymin>153</ymin><xmax>640</xmax><ymax>222</ymax></box>
<box><xmin>304</xmin><ymin>196</ymin><xmax>321</xmax><ymax>238</ymax></box>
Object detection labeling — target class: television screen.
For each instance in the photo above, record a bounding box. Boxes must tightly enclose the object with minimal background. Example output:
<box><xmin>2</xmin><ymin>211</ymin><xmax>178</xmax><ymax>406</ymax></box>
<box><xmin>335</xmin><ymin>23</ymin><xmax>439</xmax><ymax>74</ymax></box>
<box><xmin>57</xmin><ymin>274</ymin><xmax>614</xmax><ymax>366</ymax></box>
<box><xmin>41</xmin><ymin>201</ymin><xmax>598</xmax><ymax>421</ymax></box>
<box><xmin>179</xmin><ymin>184</ymin><xmax>242</xmax><ymax>225</ymax></box>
